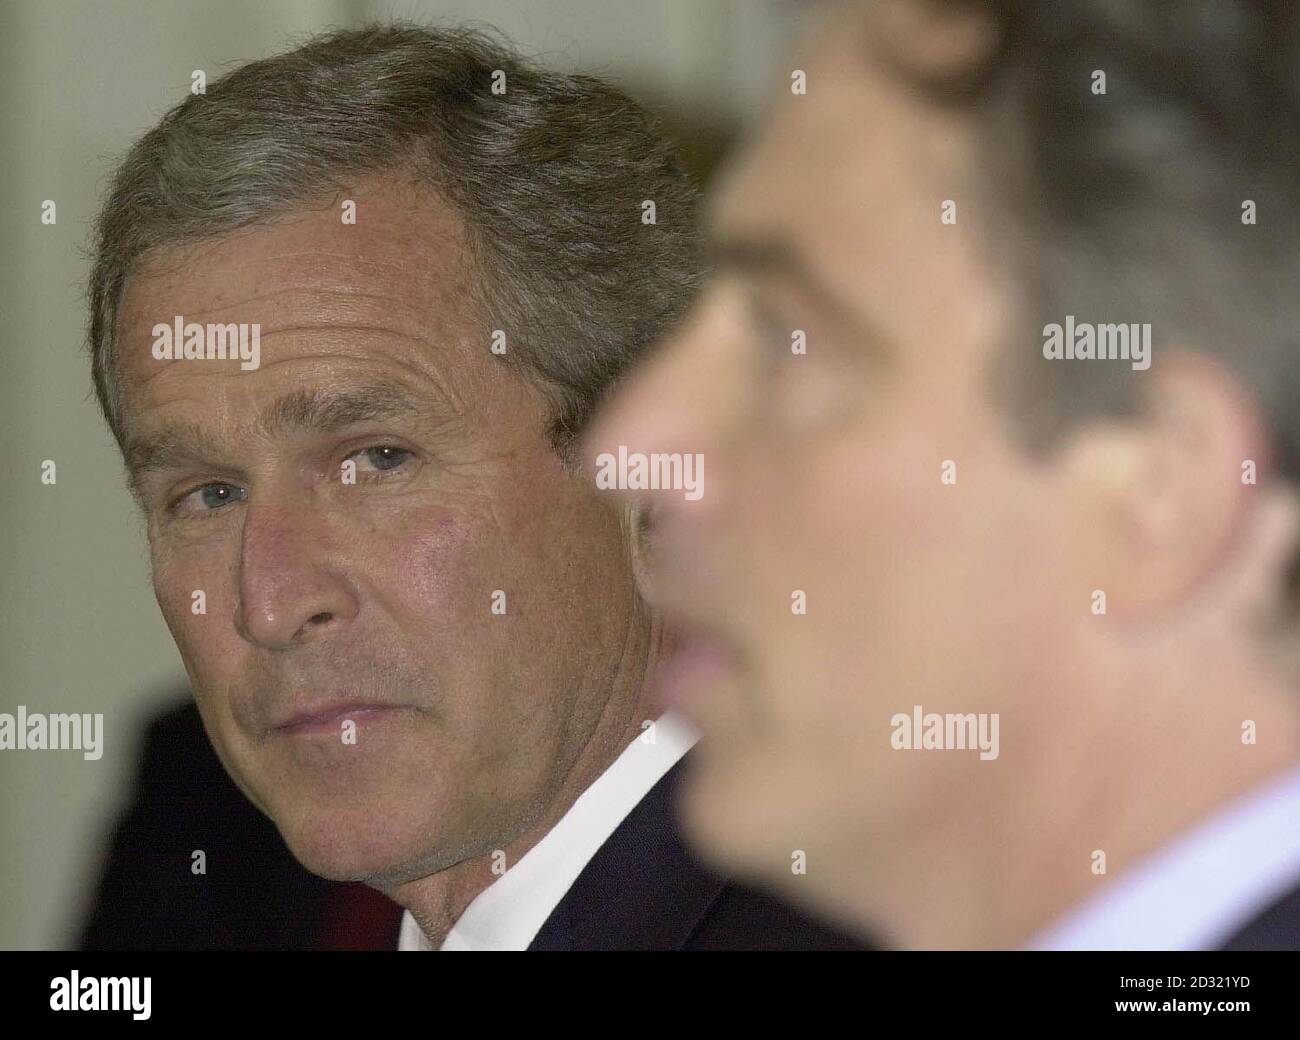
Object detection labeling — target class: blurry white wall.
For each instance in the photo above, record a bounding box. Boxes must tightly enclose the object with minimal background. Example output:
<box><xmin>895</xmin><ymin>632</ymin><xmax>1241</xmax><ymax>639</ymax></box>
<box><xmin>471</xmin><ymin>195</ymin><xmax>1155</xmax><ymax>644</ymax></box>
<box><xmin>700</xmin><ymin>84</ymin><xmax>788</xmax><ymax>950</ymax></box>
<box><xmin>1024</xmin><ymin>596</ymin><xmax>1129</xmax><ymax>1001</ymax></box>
<box><xmin>0</xmin><ymin>0</ymin><xmax>797</xmax><ymax>949</ymax></box>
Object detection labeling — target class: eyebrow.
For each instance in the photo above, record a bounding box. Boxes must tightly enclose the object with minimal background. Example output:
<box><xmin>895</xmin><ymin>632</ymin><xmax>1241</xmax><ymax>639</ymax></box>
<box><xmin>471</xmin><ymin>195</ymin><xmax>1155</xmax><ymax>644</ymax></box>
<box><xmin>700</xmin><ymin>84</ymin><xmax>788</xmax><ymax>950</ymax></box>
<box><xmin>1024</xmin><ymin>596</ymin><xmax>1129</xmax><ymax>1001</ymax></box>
<box><xmin>709</xmin><ymin>235</ymin><xmax>806</xmax><ymax>279</ymax></box>
<box><xmin>123</xmin><ymin>381</ymin><xmax>431</xmax><ymax>495</ymax></box>
<box><xmin>710</xmin><ymin>234</ymin><xmax>853</xmax><ymax>320</ymax></box>
<box><xmin>709</xmin><ymin>233</ymin><xmax>892</xmax><ymax>353</ymax></box>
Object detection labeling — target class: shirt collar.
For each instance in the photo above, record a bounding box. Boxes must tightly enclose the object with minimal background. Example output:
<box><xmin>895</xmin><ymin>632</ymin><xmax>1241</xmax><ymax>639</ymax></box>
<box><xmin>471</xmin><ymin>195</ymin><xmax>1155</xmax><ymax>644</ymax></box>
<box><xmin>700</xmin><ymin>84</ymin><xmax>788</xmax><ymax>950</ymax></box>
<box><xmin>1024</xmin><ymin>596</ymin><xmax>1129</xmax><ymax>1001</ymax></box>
<box><xmin>1027</xmin><ymin>763</ymin><xmax>1300</xmax><ymax>950</ymax></box>
<box><xmin>399</xmin><ymin>710</ymin><xmax>699</xmax><ymax>950</ymax></box>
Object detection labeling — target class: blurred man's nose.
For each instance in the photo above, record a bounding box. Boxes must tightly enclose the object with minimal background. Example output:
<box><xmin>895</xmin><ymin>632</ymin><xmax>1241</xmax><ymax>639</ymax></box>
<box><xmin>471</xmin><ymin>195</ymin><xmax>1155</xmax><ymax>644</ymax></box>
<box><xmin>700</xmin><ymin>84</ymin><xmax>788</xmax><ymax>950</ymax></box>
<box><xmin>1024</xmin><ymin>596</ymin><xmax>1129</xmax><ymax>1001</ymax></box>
<box><xmin>235</xmin><ymin>498</ymin><xmax>359</xmax><ymax>649</ymax></box>
<box><xmin>583</xmin><ymin>303</ymin><xmax>738</xmax><ymax>521</ymax></box>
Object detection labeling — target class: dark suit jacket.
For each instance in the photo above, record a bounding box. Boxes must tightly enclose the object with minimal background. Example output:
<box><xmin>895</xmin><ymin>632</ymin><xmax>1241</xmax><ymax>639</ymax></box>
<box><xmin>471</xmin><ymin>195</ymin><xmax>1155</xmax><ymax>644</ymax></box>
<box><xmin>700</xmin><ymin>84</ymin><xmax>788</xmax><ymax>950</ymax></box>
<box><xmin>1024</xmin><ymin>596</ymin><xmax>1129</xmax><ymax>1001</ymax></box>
<box><xmin>1219</xmin><ymin>886</ymin><xmax>1300</xmax><ymax>950</ymax></box>
<box><xmin>79</xmin><ymin>698</ymin><xmax>866</xmax><ymax>950</ymax></box>
<box><xmin>529</xmin><ymin>750</ymin><xmax>864</xmax><ymax>950</ymax></box>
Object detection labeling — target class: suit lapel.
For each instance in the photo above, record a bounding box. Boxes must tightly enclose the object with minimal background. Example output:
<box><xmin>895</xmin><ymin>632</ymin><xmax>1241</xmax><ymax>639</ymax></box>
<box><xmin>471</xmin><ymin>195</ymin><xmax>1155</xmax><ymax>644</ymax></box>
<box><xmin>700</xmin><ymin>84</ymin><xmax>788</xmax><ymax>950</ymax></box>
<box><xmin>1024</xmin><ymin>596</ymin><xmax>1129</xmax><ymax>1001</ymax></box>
<box><xmin>528</xmin><ymin>755</ymin><xmax>727</xmax><ymax>950</ymax></box>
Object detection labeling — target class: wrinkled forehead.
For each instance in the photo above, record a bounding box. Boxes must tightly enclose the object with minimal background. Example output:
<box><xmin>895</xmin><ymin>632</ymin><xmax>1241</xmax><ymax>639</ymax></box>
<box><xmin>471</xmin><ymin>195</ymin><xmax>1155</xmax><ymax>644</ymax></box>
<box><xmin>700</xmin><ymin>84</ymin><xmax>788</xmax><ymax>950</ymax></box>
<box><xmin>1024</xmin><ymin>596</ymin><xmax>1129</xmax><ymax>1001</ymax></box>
<box><xmin>115</xmin><ymin>173</ymin><xmax>483</xmax><ymax>390</ymax></box>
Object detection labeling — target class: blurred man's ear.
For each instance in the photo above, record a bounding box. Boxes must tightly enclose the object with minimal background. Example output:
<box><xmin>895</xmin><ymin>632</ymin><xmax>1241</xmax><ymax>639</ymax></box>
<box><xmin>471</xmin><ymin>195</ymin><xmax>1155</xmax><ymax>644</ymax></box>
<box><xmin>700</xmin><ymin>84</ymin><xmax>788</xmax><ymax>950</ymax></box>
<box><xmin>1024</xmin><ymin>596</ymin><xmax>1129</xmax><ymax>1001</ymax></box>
<box><xmin>1056</xmin><ymin>352</ymin><xmax>1283</xmax><ymax>618</ymax></box>
<box><xmin>866</xmin><ymin>0</ymin><xmax>1002</xmax><ymax>92</ymax></box>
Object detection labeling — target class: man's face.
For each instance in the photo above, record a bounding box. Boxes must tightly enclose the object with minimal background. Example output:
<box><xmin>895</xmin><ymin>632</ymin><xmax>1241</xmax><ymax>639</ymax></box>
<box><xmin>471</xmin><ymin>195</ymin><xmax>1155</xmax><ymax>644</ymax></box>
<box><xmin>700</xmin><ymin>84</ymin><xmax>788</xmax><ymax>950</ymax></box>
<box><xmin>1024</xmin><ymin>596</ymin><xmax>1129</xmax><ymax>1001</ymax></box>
<box><xmin>118</xmin><ymin>175</ymin><xmax>643</xmax><ymax>884</ymax></box>
<box><xmin>587</xmin><ymin>5</ymin><xmax>1091</xmax><ymax>903</ymax></box>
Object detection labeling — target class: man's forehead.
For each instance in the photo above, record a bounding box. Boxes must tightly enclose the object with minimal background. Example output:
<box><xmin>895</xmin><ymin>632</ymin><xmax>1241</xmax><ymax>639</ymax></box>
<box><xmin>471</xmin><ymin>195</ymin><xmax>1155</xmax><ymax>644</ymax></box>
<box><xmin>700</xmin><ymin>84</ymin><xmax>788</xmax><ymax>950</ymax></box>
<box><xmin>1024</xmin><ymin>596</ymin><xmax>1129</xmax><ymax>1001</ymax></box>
<box><xmin>118</xmin><ymin>173</ymin><xmax>477</xmax><ymax>343</ymax></box>
<box><xmin>704</xmin><ymin>12</ymin><xmax>999</xmax><ymax>364</ymax></box>
<box><xmin>114</xmin><ymin>173</ymin><xmax>487</xmax><ymax>401</ymax></box>
<box><xmin>707</xmin><ymin>14</ymin><xmax>883</xmax><ymax>240</ymax></box>
<box><xmin>122</xmin><ymin>378</ymin><xmax>447</xmax><ymax>482</ymax></box>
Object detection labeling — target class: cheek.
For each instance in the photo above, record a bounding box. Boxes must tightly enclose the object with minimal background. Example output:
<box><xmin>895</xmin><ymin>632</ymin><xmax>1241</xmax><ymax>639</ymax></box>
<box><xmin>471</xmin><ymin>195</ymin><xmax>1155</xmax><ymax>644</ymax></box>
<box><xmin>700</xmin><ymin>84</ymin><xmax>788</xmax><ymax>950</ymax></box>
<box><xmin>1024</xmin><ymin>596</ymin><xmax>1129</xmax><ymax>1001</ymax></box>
<box><xmin>375</xmin><ymin>511</ymin><xmax>477</xmax><ymax>628</ymax></box>
<box><xmin>747</xmin><ymin>427</ymin><xmax>1036</xmax><ymax>715</ymax></box>
<box><xmin>368</xmin><ymin>494</ymin><xmax>610</xmax><ymax>707</ymax></box>
<box><xmin>361</xmin><ymin>507</ymin><xmax>535</xmax><ymax>718</ymax></box>
<box><xmin>149</xmin><ymin>544</ymin><xmax>236</xmax><ymax>668</ymax></box>
<box><xmin>148</xmin><ymin>548</ymin><xmax>251</xmax><ymax>775</ymax></box>
<box><xmin>740</xmin><ymin>429</ymin><xmax>927</xmax><ymax>638</ymax></box>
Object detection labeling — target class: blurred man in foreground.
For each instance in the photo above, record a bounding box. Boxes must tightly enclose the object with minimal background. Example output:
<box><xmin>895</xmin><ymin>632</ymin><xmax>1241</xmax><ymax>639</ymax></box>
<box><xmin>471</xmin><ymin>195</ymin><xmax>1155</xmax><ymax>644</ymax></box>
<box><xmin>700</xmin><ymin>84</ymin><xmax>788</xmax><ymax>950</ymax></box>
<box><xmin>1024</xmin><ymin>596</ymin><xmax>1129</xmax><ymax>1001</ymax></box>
<box><xmin>588</xmin><ymin>0</ymin><xmax>1300</xmax><ymax>949</ymax></box>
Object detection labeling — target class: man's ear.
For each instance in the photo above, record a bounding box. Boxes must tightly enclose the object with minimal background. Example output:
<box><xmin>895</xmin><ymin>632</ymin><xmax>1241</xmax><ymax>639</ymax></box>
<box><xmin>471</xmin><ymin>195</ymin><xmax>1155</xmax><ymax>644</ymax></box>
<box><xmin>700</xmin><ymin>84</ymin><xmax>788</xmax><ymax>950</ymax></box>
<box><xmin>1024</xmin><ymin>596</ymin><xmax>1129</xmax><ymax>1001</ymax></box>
<box><xmin>622</xmin><ymin>501</ymin><xmax>655</xmax><ymax>596</ymax></box>
<box><xmin>1056</xmin><ymin>351</ymin><xmax>1274</xmax><ymax>617</ymax></box>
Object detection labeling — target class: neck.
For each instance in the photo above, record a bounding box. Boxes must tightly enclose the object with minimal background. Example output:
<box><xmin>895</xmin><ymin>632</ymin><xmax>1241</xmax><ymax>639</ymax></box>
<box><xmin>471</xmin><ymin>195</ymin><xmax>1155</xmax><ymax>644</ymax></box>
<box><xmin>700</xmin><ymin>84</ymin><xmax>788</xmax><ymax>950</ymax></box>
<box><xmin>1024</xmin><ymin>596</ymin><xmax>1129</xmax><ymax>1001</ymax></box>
<box><xmin>847</xmin><ymin>655</ymin><xmax>1300</xmax><ymax>950</ymax></box>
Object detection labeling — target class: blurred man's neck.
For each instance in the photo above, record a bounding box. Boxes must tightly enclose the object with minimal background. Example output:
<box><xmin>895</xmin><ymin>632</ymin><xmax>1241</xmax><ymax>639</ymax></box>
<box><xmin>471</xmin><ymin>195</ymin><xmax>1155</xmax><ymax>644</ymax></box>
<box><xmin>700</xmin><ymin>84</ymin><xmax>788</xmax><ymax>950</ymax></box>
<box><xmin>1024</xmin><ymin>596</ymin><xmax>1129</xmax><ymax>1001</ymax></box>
<box><xmin>858</xmin><ymin>657</ymin><xmax>1300</xmax><ymax>950</ymax></box>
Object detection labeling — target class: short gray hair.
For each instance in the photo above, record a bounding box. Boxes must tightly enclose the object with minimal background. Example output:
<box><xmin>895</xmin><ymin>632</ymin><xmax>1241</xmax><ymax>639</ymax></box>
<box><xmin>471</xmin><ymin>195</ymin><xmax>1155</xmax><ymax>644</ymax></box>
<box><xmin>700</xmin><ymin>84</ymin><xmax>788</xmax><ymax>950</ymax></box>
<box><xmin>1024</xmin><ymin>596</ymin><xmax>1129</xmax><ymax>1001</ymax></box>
<box><xmin>88</xmin><ymin>22</ymin><xmax>701</xmax><ymax>454</ymax></box>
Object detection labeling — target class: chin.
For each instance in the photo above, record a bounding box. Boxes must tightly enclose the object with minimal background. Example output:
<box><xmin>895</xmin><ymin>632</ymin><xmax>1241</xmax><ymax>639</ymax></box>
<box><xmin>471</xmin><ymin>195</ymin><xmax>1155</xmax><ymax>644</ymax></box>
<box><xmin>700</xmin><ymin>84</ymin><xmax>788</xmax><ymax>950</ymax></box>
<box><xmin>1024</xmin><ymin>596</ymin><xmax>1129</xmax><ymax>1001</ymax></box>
<box><xmin>275</xmin><ymin>798</ymin><xmax>441</xmax><ymax>883</ymax></box>
<box><xmin>677</xmin><ymin>746</ymin><xmax>788</xmax><ymax>882</ymax></box>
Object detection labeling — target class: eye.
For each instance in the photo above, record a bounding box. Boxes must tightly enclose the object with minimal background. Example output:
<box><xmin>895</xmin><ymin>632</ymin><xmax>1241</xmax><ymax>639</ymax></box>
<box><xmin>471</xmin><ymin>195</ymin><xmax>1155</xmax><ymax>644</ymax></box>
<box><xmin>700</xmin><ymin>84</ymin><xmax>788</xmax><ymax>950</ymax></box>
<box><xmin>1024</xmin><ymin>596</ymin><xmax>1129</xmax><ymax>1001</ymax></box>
<box><xmin>745</xmin><ymin>298</ymin><xmax>799</xmax><ymax>381</ymax></box>
<box><xmin>173</xmin><ymin>482</ymin><xmax>247</xmax><ymax>516</ymax></box>
<box><xmin>745</xmin><ymin>298</ymin><xmax>862</xmax><ymax>433</ymax></box>
<box><xmin>748</xmin><ymin>297</ymin><xmax>801</xmax><ymax>367</ymax></box>
<box><xmin>348</xmin><ymin>445</ymin><xmax>413</xmax><ymax>475</ymax></box>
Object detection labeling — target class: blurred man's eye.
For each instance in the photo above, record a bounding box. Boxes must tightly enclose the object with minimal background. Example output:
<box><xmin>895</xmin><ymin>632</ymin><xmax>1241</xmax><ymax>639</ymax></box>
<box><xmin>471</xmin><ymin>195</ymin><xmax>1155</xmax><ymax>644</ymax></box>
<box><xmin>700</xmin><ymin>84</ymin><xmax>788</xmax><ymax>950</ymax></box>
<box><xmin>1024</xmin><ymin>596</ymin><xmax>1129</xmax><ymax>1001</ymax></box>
<box><xmin>744</xmin><ymin>296</ymin><xmax>866</xmax><ymax>434</ymax></box>
<box><xmin>746</xmin><ymin>295</ymin><xmax>811</xmax><ymax>383</ymax></box>
<box><xmin>752</xmin><ymin>303</ymin><xmax>798</xmax><ymax>366</ymax></box>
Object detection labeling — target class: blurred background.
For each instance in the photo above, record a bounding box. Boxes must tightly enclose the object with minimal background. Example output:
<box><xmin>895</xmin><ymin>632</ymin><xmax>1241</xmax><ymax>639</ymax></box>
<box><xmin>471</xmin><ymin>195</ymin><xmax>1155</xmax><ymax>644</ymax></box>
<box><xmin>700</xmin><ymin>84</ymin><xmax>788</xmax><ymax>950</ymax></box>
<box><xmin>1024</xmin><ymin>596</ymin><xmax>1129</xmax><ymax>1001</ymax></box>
<box><xmin>0</xmin><ymin>0</ymin><xmax>799</xmax><ymax>950</ymax></box>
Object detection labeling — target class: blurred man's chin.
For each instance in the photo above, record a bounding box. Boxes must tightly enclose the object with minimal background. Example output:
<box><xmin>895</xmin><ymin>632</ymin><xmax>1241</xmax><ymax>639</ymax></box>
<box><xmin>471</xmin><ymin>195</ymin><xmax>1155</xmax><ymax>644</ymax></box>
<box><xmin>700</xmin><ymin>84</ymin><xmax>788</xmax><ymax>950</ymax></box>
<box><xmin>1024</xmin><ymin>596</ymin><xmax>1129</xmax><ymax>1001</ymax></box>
<box><xmin>677</xmin><ymin>746</ymin><xmax>796</xmax><ymax>881</ymax></box>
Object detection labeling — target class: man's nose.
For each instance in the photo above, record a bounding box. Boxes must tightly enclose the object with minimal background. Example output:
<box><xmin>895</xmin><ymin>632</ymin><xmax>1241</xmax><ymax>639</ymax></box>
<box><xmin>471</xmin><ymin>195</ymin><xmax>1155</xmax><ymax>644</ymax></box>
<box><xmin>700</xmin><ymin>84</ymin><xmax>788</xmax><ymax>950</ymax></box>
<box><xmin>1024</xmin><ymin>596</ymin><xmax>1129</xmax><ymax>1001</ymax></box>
<box><xmin>583</xmin><ymin>307</ymin><xmax>731</xmax><ymax>517</ymax></box>
<box><xmin>234</xmin><ymin>501</ymin><xmax>359</xmax><ymax>650</ymax></box>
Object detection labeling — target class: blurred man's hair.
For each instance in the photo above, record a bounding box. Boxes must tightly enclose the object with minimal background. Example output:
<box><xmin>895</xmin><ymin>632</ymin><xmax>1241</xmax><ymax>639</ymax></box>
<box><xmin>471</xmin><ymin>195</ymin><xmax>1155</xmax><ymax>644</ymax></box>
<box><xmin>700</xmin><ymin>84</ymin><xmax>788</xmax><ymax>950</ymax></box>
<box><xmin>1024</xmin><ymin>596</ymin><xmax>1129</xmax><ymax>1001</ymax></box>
<box><xmin>895</xmin><ymin>0</ymin><xmax>1299</xmax><ymax>604</ymax></box>
<box><xmin>88</xmin><ymin>22</ymin><xmax>701</xmax><ymax>457</ymax></box>
<box><xmin>896</xmin><ymin>2</ymin><xmax>1298</xmax><ymax>485</ymax></box>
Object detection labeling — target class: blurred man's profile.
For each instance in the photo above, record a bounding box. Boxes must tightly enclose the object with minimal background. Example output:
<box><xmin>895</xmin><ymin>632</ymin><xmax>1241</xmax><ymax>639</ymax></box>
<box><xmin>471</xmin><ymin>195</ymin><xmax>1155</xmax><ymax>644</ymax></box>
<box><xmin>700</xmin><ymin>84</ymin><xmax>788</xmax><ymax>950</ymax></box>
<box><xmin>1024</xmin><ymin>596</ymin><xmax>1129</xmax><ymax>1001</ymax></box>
<box><xmin>588</xmin><ymin>0</ymin><xmax>1300</xmax><ymax>950</ymax></box>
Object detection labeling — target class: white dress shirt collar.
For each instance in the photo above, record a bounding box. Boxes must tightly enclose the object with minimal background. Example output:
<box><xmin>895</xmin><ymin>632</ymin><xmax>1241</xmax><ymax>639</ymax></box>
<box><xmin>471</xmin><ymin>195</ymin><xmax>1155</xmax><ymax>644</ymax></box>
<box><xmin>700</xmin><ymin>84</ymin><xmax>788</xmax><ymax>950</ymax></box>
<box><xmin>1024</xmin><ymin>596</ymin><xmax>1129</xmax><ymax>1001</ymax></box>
<box><xmin>398</xmin><ymin>710</ymin><xmax>699</xmax><ymax>951</ymax></box>
<box><xmin>1027</xmin><ymin>764</ymin><xmax>1300</xmax><ymax>950</ymax></box>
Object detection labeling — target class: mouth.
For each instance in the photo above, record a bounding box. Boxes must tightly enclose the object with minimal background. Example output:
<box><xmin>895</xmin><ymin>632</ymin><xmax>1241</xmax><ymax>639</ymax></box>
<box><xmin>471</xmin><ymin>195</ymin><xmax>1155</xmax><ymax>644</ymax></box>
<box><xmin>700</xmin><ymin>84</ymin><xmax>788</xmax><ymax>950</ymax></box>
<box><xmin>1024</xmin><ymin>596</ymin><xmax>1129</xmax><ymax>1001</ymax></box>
<box><xmin>270</xmin><ymin>701</ymin><xmax>409</xmax><ymax>738</ymax></box>
<box><xmin>651</xmin><ymin>624</ymin><xmax>742</xmax><ymax>713</ymax></box>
